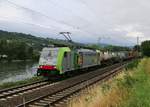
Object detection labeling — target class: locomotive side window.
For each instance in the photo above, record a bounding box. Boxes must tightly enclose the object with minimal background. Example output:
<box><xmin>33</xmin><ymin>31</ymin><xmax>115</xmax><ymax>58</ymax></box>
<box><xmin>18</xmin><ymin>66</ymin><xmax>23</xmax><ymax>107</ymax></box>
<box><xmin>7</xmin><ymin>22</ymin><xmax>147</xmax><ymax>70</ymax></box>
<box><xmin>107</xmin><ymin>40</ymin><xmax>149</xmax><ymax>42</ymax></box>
<box><xmin>64</xmin><ymin>52</ymin><xmax>67</xmax><ymax>58</ymax></box>
<box><xmin>48</xmin><ymin>51</ymin><xmax>51</xmax><ymax>57</ymax></box>
<box><xmin>78</xmin><ymin>53</ymin><xmax>83</xmax><ymax>65</ymax></box>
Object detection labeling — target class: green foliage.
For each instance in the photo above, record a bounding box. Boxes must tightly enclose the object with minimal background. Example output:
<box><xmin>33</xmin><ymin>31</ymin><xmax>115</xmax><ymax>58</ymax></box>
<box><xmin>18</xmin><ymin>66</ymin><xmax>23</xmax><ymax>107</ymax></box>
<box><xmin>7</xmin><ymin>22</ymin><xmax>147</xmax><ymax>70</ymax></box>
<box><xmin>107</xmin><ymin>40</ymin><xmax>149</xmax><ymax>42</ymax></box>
<box><xmin>0</xmin><ymin>30</ymin><xmax>50</xmax><ymax>61</ymax></box>
<box><xmin>104</xmin><ymin>45</ymin><xmax>130</xmax><ymax>51</ymax></box>
<box><xmin>118</xmin><ymin>72</ymin><xmax>136</xmax><ymax>88</ymax></box>
<box><xmin>125</xmin><ymin>59</ymin><xmax>139</xmax><ymax>70</ymax></box>
<box><xmin>0</xmin><ymin>30</ymin><xmax>50</xmax><ymax>50</ymax></box>
<box><xmin>0</xmin><ymin>40</ymin><xmax>39</xmax><ymax>61</ymax></box>
<box><xmin>115</xmin><ymin>61</ymin><xmax>139</xmax><ymax>89</ymax></box>
<box><xmin>118</xmin><ymin>58</ymin><xmax>150</xmax><ymax>107</ymax></box>
<box><xmin>121</xmin><ymin>69</ymin><xmax>150</xmax><ymax>107</ymax></box>
<box><xmin>87</xmin><ymin>44</ymin><xmax>101</xmax><ymax>50</ymax></box>
<box><xmin>133</xmin><ymin>45</ymin><xmax>141</xmax><ymax>52</ymax></box>
<box><xmin>141</xmin><ymin>40</ymin><xmax>150</xmax><ymax>57</ymax></box>
<box><xmin>101</xmin><ymin>83</ymin><xmax>111</xmax><ymax>94</ymax></box>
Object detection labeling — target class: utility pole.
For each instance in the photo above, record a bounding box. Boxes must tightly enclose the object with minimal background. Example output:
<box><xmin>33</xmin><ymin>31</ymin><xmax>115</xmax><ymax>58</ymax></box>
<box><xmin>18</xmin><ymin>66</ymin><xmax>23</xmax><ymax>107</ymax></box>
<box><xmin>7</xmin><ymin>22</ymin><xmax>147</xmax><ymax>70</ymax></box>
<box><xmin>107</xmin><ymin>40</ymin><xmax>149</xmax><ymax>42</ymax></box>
<box><xmin>137</xmin><ymin>36</ymin><xmax>139</xmax><ymax>46</ymax></box>
<box><xmin>98</xmin><ymin>37</ymin><xmax>101</xmax><ymax>45</ymax></box>
<box><xmin>137</xmin><ymin>36</ymin><xmax>139</xmax><ymax>56</ymax></box>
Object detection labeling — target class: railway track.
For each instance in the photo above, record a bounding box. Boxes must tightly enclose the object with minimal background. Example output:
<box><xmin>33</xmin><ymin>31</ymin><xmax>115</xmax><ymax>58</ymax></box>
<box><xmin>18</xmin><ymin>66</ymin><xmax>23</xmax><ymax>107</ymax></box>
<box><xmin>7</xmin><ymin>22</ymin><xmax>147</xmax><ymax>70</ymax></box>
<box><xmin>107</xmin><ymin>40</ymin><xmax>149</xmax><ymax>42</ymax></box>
<box><xmin>0</xmin><ymin>79</ymin><xmax>56</xmax><ymax>107</ymax></box>
<box><xmin>0</xmin><ymin>61</ymin><xmax>131</xmax><ymax>107</ymax></box>
<box><xmin>0</xmin><ymin>80</ymin><xmax>51</xmax><ymax>99</ymax></box>
<box><xmin>17</xmin><ymin>61</ymin><xmax>129</xmax><ymax>107</ymax></box>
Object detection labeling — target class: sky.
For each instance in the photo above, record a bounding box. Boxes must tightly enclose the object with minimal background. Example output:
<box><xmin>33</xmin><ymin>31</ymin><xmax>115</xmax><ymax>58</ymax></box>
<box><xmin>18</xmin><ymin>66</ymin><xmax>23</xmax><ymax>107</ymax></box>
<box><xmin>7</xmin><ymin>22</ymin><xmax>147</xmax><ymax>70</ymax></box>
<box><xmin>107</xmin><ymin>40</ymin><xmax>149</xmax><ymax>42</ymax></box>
<box><xmin>0</xmin><ymin>0</ymin><xmax>150</xmax><ymax>46</ymax></box>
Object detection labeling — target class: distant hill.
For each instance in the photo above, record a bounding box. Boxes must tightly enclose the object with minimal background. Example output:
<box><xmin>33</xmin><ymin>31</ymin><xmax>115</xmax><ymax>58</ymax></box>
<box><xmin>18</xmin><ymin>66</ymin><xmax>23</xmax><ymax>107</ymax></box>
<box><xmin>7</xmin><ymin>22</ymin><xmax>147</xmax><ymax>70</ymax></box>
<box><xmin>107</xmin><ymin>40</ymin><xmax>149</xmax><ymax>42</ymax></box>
<box><xmin>0</xmin><ymin>30</ymin><xmax>92</xmax><ymax>50</ymax></box>
<box><xmin>0</xmin><ymin>30</ymin><xmax>50</xmax><ymax>51</ymax></box>
<box><xmin>0</xmin><ymin>30</ymin><xmax>131</xmax><ymax>52</ymax></box>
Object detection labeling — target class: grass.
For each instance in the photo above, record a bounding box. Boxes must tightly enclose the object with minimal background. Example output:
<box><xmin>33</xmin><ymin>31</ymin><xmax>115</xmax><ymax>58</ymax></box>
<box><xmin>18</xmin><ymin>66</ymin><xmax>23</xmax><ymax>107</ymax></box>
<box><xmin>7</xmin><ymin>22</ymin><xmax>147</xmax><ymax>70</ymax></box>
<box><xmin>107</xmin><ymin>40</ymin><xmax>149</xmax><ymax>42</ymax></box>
<box><xmin>121</xmin><ymin>58</ymin><xmax>150</xmax><ymax>107</ymax></box>
<box><xmin>0</xmin><ymin>76</ymin><xmax>44</xmax><ymax>90</ymax></box>
<box><xmin>67</xmin><ymin>58</ymin><xmax>150</xmax><ymax>107</ymax></box>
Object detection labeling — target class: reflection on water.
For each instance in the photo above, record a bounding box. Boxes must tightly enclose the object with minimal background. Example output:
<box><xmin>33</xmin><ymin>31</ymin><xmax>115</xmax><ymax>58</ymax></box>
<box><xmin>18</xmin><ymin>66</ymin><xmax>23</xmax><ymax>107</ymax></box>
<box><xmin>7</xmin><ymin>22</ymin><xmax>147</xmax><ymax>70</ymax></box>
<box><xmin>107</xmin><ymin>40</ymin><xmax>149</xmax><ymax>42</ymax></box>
<box><xmin>0</xmin><ymin>61</ymin><xmax>38</xmax><ymax>84</ymax></box>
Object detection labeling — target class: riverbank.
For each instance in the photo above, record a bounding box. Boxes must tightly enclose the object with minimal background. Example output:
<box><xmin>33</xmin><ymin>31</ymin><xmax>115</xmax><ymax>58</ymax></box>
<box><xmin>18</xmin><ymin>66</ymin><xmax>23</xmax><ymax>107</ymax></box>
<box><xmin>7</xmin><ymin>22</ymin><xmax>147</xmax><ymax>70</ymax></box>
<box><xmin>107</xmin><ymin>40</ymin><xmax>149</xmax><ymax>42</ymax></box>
<box><xmin>67</xmin><ymin>58</ymin><xmax>150</xmax><ymax>107</ymax></box>
<box><xmin>0</xmin><ymin>59</ymin><xmax>38</xmax><ymax>63</ymax></box>
<box><xmin>0</xmin><ymin>61</ymin><xmax>38</xmax><ymax>84</ymax></box>
<box><xmin>0</xmin><ymin>76</ymin><xmax>44</xmax><ymax>90</ymax></box>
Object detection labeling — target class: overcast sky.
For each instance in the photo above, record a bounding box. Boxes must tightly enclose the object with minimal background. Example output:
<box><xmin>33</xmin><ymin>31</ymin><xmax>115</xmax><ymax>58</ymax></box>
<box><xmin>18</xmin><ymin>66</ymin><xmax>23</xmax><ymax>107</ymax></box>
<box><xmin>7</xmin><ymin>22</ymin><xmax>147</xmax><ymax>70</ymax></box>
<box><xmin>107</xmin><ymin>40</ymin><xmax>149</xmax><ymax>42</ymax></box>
<box><xmin>0</xmin><ymin>0</ymin><xmax>150</xmax><ymax>46</ymax></box>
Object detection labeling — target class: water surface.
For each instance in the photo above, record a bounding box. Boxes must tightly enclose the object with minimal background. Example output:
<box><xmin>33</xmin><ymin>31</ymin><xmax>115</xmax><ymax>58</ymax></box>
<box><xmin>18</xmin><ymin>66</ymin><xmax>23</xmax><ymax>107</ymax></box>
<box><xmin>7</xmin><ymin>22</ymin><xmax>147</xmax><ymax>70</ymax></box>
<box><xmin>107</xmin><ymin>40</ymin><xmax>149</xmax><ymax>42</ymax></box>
<box><xmin>0</xmin><ymin>61</ymin><xmax>38</xmax><ymax>84</ymax></box>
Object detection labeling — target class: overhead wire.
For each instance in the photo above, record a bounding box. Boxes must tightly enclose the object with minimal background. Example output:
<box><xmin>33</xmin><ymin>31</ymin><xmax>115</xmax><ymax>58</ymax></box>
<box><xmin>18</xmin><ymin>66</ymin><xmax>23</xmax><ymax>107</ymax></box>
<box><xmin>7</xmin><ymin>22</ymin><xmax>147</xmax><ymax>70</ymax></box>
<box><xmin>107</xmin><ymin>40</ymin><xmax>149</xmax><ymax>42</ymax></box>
<box><xmin>78</xmin><ymin>0</ymin><xmax>136</xmax><ymax>45</ymax></box>
<box><xmin>40</xmin><ymin>0</ymin><xmax>100</xmax><ymax>38</ymax></box>
<box><xmin>5</xmin><ymin>0</ymin><xmax>95</xmax><ymax>37</ymax></box>
<box><xmin>5</xmin><ymin>0</ymin><xmax>69</xmax><ymax>28</ymax></box>
<box><xmin>3</xmin><ymin>0</ymin><xmax>136</xmax><ymax>45</ymax></box>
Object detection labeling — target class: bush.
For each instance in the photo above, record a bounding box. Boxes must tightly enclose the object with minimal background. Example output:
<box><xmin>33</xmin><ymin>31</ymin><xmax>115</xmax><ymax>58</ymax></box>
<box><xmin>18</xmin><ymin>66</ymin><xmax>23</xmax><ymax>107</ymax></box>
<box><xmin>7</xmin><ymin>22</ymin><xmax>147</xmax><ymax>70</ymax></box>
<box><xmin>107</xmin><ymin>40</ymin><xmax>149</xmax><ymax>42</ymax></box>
<box><xmin>125</xmin><ymin>59</ymin><xmax>139</xmax><ymax>70</ymax></box>
<box><xmin>141</xmin><ymin>40</ymin><xmax>150</xmax><ymax>57</ymax></box>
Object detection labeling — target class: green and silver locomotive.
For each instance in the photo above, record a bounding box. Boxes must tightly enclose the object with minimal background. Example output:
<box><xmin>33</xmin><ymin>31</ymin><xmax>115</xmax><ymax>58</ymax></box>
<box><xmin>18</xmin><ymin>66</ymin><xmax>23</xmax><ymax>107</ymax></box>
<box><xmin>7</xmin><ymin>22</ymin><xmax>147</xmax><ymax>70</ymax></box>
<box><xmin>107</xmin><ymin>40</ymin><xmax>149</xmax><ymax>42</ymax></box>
<box><xmin>37</xmin><ymin>47</ymin><xmax>99</xmax><ymax>77</ymax></box>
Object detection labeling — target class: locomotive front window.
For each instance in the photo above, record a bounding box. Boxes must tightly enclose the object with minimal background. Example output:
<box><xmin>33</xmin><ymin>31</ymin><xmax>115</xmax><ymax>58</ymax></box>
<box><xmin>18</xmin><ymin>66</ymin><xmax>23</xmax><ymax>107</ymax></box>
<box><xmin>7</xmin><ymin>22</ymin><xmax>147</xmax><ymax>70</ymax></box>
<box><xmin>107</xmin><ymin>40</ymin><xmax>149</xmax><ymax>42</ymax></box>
<box><xmin>39</xmin><ymin>48</ymin><xmax>59</xmax><ymax>65</ymax></box>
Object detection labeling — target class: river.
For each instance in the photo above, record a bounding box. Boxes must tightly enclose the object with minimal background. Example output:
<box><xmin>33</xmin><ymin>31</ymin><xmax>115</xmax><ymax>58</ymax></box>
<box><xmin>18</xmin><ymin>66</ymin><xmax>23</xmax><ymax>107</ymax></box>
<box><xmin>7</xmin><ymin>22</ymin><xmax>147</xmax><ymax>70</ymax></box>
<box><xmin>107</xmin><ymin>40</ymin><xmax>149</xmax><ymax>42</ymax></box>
<box><xmin>0</xmin><ymin>61</ymin><xmax>38</xmax><ymax>84</ymax></box>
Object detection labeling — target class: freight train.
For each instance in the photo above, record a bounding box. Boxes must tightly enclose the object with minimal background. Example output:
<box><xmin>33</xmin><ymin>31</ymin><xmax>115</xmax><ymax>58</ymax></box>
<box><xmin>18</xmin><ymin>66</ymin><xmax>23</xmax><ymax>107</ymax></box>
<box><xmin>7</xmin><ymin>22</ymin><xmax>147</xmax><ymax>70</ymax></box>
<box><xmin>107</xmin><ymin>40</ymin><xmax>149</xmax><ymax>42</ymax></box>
<box><xmin>37</xmin><ymin>47</ymin><xmax>137</xmax><ymax>77</ymax></box>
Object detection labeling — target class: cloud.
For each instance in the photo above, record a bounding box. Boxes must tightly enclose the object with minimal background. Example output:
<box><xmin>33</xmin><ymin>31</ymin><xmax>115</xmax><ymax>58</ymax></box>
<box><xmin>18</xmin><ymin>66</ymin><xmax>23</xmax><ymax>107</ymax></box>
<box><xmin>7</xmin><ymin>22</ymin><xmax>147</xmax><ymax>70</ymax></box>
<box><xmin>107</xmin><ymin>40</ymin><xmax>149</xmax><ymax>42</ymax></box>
<box><xmin>126</xmin><ymin>31</ymin><xmax>144</xmax><ymax>38</ymax></box>
<box><xmin>0</xmin><ymin>0</ymin><xmax>150</xmax><ymax>46</ymax></box>
<box><xmin>113</xmin><ymin>24</ymin><xmax>138</xmax><ymax>32</ymax></box>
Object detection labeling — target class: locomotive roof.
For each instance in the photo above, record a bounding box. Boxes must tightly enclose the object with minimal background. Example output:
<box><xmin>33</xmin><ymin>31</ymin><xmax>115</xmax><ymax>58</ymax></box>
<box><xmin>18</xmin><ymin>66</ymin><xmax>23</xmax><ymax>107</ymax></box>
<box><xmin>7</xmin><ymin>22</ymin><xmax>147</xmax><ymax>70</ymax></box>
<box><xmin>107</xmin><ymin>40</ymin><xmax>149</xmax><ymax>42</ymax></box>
<box><xmin>43</xmin><ymin>47</ymin><xmax>70</xmax><ymax>50</ymax></box>
<box><xmin>77</xmin><ymin>48</ymin><xmax>96</xmax><ymax>52</ymax></box>
<box><xmin>42</xmin><ymin>47</ymin><xmax>60</xmax><ymax>50</ymax></box>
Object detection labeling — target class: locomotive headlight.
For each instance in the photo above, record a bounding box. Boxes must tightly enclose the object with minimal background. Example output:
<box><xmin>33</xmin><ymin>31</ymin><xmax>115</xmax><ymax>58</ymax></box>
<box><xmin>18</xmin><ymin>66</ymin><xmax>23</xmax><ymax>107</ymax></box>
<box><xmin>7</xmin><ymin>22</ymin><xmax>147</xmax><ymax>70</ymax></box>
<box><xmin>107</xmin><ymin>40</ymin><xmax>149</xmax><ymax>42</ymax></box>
<box><xmin>39</xmin><ymin>66</ymin><xmax>42</xmax><ymax>68</ymax></box>
<box><xmin>54</xmin><ymin>66</ymin><xmax>57</xmax><ymax>69</ymax></box>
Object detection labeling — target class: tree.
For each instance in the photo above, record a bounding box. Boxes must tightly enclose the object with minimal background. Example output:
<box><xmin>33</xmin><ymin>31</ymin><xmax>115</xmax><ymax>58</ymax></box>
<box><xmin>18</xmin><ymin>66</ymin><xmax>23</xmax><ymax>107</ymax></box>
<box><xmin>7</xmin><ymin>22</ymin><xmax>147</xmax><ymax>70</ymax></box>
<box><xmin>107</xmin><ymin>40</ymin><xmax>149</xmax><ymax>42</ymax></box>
<box><xmin>141</xmin><ymin>40</ymin><xmax>150</xmax><ymax>57</ymax></box>
<box><xmin>17</xmin><ymin>42</ymin><xmax>27</xmax><ymax>60</ymax></box>
<box><xmin>133</xmin><ymin>45</ymin><xmax>141</xmax><ymax>52</ymax></box>
<box><xmin>27</xmin><ymin>46</ymin><xmax>34</xmax><ymax>59</ymax></box>
<box><xmin>0</xmin><ymin>40</ymin><xmax>8</xmax><ymax>54</ymax></box>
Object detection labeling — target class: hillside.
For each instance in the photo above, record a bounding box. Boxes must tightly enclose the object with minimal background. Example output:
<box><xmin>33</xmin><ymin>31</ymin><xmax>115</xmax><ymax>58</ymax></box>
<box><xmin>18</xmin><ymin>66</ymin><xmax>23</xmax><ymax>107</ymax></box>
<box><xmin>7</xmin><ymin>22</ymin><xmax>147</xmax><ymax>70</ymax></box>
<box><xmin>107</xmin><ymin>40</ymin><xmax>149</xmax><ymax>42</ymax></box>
<box><xmin>0</xmin><ymin>30</ymin><xmax>101</xmax><ymax>50</ymax></box>
<box><xmin>0</xmin><ymin>30</ymin><xmax>91</xmax><ymax>50</ymax></box>
<box><xmin>0</xmin><ymin>30</ymin><xmax>50</xmax><ymax>50</ymax></box>
<box><xmin>0</xmin><ymin>30</ymin><xmax>52</xmax><ymax>61</ymax></box>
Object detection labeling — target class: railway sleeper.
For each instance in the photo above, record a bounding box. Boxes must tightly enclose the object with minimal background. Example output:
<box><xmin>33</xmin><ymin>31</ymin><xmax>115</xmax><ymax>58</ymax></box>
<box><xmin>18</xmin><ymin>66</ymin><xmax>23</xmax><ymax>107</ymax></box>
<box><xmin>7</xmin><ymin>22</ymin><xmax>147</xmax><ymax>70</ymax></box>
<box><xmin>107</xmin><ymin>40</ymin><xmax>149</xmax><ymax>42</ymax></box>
<box><xmin>29</xmin><ymin>104</ymin><xmax>45</xmax><ymax>107</ymax></box>
<box><xmin>54</xmin><ymin>103</ymin><xmax>67</xmax><ymax>107</ymax></box>
<box><xmin>43</xmin><ymin>98</ymin><xmax>53</xmax><ymax>102</ymax></box>
<box><xmin>0</xmin><ymin>98</ymin><xmax>7</xmax><ymax>101</ymax></box>
<box><xmin>43</xmin><ymin>98</ymin><xmax>58</xmax><ymax>102</ymax></box>
<box><xmin>39</xmin><ymin>100</ymin><xmax>51</xmax><ymax>104</ymax></box>
<box><xmin>33</xmin><ymin>102</ymin><xmax>49</xmax><ymax>106</ymax></box>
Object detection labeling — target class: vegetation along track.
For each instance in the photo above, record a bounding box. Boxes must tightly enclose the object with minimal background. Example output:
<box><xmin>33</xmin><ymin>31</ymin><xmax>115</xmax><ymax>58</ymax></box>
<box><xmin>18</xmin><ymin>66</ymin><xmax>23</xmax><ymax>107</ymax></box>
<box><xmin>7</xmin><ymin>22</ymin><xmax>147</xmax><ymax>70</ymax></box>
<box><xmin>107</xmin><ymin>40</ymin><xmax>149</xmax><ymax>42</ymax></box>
<box><xmin>15</xmin><ymin>61</ymin><xmax>131</xmax><ymax>107</ymax></box>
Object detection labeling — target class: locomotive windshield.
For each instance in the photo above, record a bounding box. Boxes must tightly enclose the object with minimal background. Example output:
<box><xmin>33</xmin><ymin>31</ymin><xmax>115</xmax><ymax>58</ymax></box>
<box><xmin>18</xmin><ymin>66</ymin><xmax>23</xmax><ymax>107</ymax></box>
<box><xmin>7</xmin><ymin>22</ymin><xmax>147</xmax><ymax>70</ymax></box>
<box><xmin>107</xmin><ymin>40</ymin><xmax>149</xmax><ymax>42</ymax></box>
<box><xmin>39</xmin><ymin>48</ymin><xmax>59</xmax><ymax>65</ymax></box>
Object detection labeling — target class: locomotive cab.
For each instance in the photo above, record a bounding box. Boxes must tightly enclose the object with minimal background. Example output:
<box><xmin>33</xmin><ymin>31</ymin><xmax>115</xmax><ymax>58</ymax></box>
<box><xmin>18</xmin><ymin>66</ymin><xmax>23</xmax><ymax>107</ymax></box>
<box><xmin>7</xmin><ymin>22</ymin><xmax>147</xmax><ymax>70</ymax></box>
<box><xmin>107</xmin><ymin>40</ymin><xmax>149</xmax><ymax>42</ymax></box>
<box><xmin>37</xmin><ymin>47</ymin><xmax>72</xmax><ymax>77</ymax></box>
<box><xmin>37</xmin><ymin>48</ymin><xmax>59</xmax><ymax>76</ymax></box>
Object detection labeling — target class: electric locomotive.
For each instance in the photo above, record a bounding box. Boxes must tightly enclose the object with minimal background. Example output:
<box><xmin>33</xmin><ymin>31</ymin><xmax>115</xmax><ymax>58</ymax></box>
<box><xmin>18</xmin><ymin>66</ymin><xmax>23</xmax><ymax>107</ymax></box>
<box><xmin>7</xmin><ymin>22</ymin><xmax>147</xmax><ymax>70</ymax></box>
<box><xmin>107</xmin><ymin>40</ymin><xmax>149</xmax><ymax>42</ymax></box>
<box><xmin>37</xmin><ymin>47</ymin><xmax>100</xmax><ymax>77</ymax></box>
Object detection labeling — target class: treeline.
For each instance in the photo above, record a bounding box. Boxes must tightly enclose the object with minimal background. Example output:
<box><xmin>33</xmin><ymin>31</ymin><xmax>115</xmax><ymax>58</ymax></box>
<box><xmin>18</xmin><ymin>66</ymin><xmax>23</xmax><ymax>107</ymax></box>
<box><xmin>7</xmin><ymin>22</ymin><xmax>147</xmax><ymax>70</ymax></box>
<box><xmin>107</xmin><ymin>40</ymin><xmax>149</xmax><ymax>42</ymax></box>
<box><xmin>103</xmin><ymin>45</ymin><xmax>130</xmax><ymax>51</ymax></box>
<box><xmin>0</xmin><ymin>40</ymin><xmax>39</xmax><ymax>61</ymax></box>
<box><xmin>141</xmin><ymin>40</ymin><xmax>150</xmax><ymax>57</ymax></box>
<box><xmin>0</xmin><ymin>30</ymin><xmax>50</xmax><ymax>50</ymax></box>
<box><xmin>88</xmin><ymin>44</ymin><xmax>130</xmax><ymax>51</ymax></box>
<box><xmin>0</xmin><ymin>30</ymin><xmax>50</xmax><ymax>61</ymax></box>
